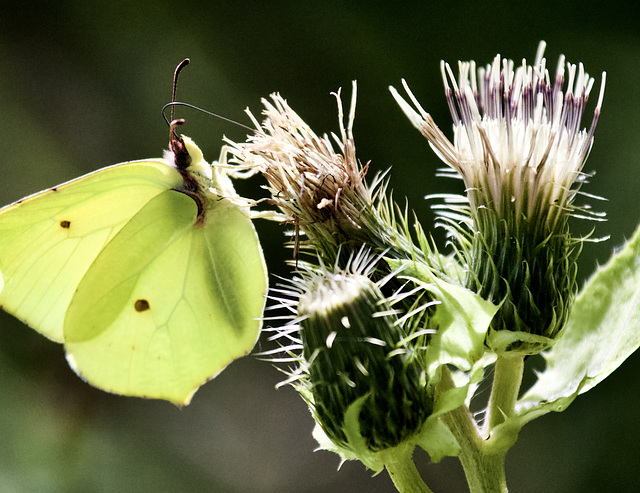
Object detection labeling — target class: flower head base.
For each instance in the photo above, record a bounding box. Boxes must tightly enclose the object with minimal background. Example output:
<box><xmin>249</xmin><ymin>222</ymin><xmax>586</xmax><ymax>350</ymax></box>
<box><xmin>391</xmin><ymin>42</ymin><xmax>606</xmax><ymax>353</ymax></box>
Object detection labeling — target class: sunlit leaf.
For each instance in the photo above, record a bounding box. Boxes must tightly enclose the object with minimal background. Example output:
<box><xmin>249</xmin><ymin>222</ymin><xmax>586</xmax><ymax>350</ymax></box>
<box><xmin>517</xmin><ymin>224</ymin><xmax>640</xmax><ymax>422</ymax></box>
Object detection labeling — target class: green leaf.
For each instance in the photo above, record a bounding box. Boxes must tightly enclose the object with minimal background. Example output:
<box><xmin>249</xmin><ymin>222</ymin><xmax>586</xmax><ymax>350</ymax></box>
<box><xmin>311</xmin><ymin>396</ymin><xmax>385</xmax><ymax>472</ymax></box>
<box><xmin>517</xmin><ymin>223</ymin><xmax>640</xmax><ymax>422</ymax></box>
<box><xmin>415</xmin><ymin>416</ymin><xmax>461</xmax><ymax>463</ymax></box>
<box><xmin>424</xmin><ymin>276</ymin><xmax>497</xmax><ymax>377</ymax></box>
<box><xmin>389</xmin><ymin>259</ymin><xmax>498</xmax><ymax>377</ymax></box>
<box><xmin>312</xmin><ymin>394</ymin><xmax>461</xmax><ymax>469</ymax></box>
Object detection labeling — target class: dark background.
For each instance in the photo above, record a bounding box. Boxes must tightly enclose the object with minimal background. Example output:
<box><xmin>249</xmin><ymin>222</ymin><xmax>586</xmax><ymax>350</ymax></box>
<box><xmin>0</xmin><ymin>2</ymin><xmax>638</xmax><ymax>492</ymax></box>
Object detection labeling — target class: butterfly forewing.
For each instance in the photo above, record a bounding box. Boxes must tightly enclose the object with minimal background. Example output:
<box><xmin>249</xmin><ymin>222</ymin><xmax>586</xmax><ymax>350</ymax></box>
<box><xmin>0</xmin><ymin>161</ymin><xmax>183</xmax><ymax>342</ymax></box>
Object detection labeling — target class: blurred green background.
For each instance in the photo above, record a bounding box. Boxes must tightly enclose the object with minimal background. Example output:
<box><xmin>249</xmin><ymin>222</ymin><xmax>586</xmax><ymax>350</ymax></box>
<box><xmin>1</xmin><ymin>1</ymin><xmax>639</xmax><ymax>492</ymax></box>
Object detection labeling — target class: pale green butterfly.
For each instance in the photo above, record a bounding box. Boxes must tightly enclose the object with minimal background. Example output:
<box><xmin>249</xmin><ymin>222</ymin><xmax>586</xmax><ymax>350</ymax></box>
<box><xmin>0</xmin><ymin>122</ymin><xmax>267</xmax><ymax>406</ymax></box>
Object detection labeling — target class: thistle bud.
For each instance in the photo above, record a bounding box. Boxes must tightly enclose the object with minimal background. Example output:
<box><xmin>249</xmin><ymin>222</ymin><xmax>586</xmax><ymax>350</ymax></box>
<box><xmin>298</xmin><ymin>270</ymin><xmax>432</xmax><ymax>453</ymax></box>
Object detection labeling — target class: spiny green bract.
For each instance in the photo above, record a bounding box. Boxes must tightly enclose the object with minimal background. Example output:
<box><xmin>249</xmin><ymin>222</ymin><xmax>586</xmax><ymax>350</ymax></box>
<box><xmin>467</xmin><ymin>206</ymin><xmax>579</xmax><ymax>354</ymax></box>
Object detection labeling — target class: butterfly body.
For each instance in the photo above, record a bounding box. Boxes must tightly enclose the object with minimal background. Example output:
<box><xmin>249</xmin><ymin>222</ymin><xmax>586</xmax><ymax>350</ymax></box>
<box><xmin>0</xmin><ymin>137</ymin><xmax>267</xmax><ymax>405</ymax></box>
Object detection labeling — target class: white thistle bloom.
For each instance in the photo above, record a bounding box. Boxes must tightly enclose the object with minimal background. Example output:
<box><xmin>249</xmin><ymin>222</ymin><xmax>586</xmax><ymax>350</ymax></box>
<box><xmin>391</xmin><ymin>41</ymin><xmax>605</xmax><ymax>228</ymax></box>
<box><xmin>391</xmin><ymin>42</ymin><xmax>606</xmax><ymax>353</ymax></box>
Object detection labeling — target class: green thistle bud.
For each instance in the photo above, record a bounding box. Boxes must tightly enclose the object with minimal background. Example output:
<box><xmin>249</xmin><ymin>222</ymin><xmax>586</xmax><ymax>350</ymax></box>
<box><xmin>392</xmin><ymin>42</ymin><xmax>606</xmax><ymax>353</ymax></box>
<box><xmin>298</xmin><ymin>269</ymin><xmax>432</xmax><ymax>452</ymax></box>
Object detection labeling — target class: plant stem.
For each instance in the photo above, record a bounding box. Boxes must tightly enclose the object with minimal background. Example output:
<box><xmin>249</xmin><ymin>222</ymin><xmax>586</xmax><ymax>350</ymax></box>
<box><xmin>460</xmin><ymin>449</ymin><xmax>508</xmax><ymax>493</ymax></box>
<box><xmin>487</xmin><ymin>354</ymin><xmax>525</xmax><ymax>429</ymax></box>
<box><xmin>383</xmin><ymin>445</ymin><xmax>433</xmax><ymax>493</ymax></box>
<box><xmin>439</xmin><ymin>367</ymin><xmax>509</xmax><ymax>493</ymax></box>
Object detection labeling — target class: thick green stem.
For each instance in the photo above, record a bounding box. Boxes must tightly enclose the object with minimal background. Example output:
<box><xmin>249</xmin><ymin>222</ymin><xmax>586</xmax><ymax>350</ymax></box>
<box><xmin>383</xmin><ymin>445</ymin><xmax>433</xmax><ymax>493</ymax></box>
<box><xmin>439</xmin><ymin>367</ymin><xmax>509</xmax><ymax>493</ymax></box>
<box><xmin>487</xmin><ymin>354</ymin><xmax>525</xmax><ymax>430</ymax></box>
<box><xmin>461</xmin><ymin>450</ymin><xmax>508</xmax><ymax>493</ymax></box>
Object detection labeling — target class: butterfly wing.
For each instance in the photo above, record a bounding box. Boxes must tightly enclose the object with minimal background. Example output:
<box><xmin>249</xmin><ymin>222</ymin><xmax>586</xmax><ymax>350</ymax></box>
<box><xmin>64</xmin><ymin>189</ymin><xmax>267</xmax><ymax>405</ymax></box>
<box><xmin>0</xmin><ymin>160</ymin><xmax>184</xmax><ymax>342</ymax></box>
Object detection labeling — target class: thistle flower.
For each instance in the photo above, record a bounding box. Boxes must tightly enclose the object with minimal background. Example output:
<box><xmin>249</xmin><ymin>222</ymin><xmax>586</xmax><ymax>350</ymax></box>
<box><xmin>391</xmin><ymin>42</ymin><xmax>606</xmax><ymax>353</ymax></box>
<box><xmin>226</xmin><ymin>82</ymin><xmax>422</xmax><ymax>265</ymax></box>
<box><xmin>265</xmin><ymin>251</ymin><xmax>433</xmax><ymax>459</ymax></box>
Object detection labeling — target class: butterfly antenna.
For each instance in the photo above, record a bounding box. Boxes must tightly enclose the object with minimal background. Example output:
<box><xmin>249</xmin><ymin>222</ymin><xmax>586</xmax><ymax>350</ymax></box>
<box><xmin>162</xmin><ymin>58</ymin><xmax>253</xmax><ymax>134</ymax></box>
<box><xmin>163</xmin><ymin>102</ymin><xmax>254</xmax><ymax>133</ymax></box>
<box><xmin>169</xmin><ymin>58</ymin><xmax>191</xmax><ymax>168</ymax></box>
<box><xmin>164</xmin><ymin>58</ymin><xmax>254</xmax><ymax>166</ymax></box>
<box><xmin>171</xmin><ymin>58</ymin><xmax>190</xmax><ymax>125</ymax></box>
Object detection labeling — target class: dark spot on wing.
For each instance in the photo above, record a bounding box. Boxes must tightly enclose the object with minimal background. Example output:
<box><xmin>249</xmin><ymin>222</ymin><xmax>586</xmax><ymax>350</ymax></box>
<box><xmin>134</xmin><ymin>299</ymin><xmax>150</xmax><ymax>312</ymax></box>
<box><xmin>60</xmin><ymin>220</ymin><xmax>71</xmax><ymax>229</ymax></box>
<box><xmin>52</xmin><ymin>187</ymin><xmax>58</xmax><ymax>192</ymax></box>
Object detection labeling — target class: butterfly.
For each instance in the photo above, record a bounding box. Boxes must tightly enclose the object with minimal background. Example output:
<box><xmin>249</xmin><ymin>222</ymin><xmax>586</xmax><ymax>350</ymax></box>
<box><xmin>0</xmin><ymin>128</ymin><xmax>267</xmax><ymax>406</ymax></box>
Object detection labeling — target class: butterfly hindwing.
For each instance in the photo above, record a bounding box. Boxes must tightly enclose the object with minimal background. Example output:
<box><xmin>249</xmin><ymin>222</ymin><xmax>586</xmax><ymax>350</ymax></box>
<box><xmin>64</xmin><ymin>190</ymin><xmax>198</xmax><ymax>343</ymax></box>
<box><xmin>64</xmin><ymin>189</ymin><xmax>267</xmax><ymax>405</ymax></box>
